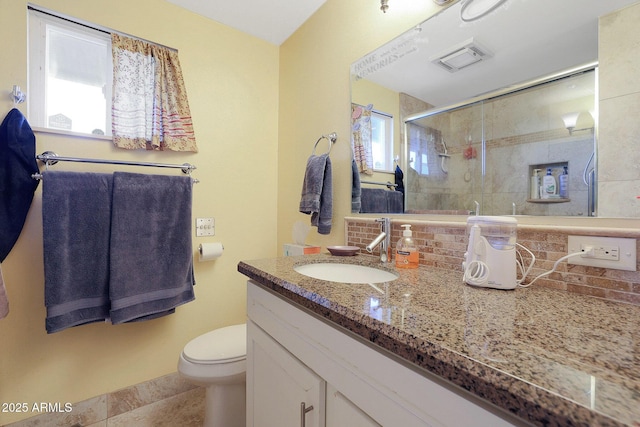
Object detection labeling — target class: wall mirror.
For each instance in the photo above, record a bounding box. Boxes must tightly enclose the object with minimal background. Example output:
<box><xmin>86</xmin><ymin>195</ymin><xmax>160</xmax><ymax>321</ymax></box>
<box><xmin>350</xmin><ymin>0</ymin><xmax>638</xmax><ymax>217</ymax></box>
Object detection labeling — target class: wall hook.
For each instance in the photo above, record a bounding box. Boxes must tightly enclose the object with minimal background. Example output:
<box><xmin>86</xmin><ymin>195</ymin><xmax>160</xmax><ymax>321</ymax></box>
<box><xmin>11</xmin><ymin>85</ymin><xmax>26</xmax><ymax>105</ymax></box>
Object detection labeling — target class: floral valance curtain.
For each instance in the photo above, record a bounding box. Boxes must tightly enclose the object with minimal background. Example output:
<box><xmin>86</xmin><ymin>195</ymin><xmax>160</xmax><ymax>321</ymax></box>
<box><xmin>111</xmin><ymin>34</ymin><xmax>197</xmax><ymax>152</ymax></box>
<box><xmin>351</xmin><ymin>103</ymin><xmax>373</xmax><ymax>175</ymax></box>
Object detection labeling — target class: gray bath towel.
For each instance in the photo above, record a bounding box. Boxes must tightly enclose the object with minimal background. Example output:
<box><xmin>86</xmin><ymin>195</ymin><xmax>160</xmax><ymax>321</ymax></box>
<box><xmin>360</xmin><ymin>188</ymin><xmax>404</xmax><ymax>213</ymax></box>
<box><xmin>109</xmin><ymin>172</ymin><xmax>195</xmax><ymax>324</ymax></box>
<box><xmin>388</xmin><ymin>190</ymin><xmax>403</xmax><ymax>213</ymax></box>
<box><xmin>299</xmin><ymin>153</ymin><xmax>332</xmax><ymax>234</ymax></box>
<box><xmin>43</xmin><ymin>171</ymin><xmax>113</xmax><ymax>333</ymax></box>
<box><xmin>360</xmin><ymin>188</ymin><xmax>388</xmax><ymax>213</ymax></box>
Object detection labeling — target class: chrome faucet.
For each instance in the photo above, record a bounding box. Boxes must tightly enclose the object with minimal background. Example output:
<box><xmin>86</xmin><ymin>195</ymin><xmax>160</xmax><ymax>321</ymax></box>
<box><xmin>366</xmin><ymin>218</ymin><xmax>391</xmax><ymax>263</ymax></box>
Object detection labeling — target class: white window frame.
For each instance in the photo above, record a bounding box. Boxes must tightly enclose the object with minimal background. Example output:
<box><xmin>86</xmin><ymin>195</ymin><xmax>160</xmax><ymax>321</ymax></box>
<box><xmin>370</xmin><ymin>110</ymin><xmax>394</xmax><ymax>172</ymax></box>
<box><xmin>28</xmin><ymin>7</ymin><xmax>113</xmax><ymax>138</ymax></box>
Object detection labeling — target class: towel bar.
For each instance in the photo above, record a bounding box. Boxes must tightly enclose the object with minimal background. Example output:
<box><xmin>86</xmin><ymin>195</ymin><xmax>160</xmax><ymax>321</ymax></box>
<box><xmin>361</xmin><ymin>180</ymin><xmax>397</xmax><ymax>188</ymax></box>
<box><xmin>312</xmin><ymin>132</ymin><xmax>337</xmax><ymax>155</ymax></box>
<box><xmin>31</xmin><ymin>151</ymin><xmax>198</xmax><ymax>182</ymax></box>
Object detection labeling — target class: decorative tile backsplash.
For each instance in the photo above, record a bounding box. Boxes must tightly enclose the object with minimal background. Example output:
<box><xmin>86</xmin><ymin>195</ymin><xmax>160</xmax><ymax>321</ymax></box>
<box><xmin>345</xmin><ymin>217</ymin><xmax>640</xmax><ymax>306</ymax></box>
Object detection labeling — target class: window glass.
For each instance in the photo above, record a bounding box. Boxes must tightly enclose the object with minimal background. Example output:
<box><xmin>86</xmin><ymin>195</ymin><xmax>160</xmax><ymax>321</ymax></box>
<box><xmin>370</xmin><ymin>110</ymin><xmax>393</xmax><ymax>172</ymax></box>
<box><xmin>29</xmin><ymin>10</ymin><xmax>112</xmax><ymax>136</ymax></box>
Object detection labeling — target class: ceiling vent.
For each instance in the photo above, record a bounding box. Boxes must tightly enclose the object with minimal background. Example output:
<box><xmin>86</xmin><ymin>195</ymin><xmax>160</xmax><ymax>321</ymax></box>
<box><xmin>430</xmin><ymin>38</ymin><xmax>493</xmax><ymax>73</ymax></box>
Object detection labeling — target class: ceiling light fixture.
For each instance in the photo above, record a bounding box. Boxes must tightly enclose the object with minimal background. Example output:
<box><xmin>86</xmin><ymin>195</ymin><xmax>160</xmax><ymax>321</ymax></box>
<box><xmin>460</xmin><ymin>0</ymin><xmax>508</xmax><ymax>22</ymax></box>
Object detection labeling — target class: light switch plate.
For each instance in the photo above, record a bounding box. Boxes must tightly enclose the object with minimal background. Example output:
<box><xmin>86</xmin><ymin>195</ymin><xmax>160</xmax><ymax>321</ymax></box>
<box><xmin>196</xmin><ymin>218</ymin><xmax>215</xmax><ymax>237</ymax></box>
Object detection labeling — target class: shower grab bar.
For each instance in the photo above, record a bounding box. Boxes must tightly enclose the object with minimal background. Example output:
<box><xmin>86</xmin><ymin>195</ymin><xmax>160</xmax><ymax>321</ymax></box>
<box><xmin>31</xmin><ymin>151</ymin><xmax>197</xmax><ymax>182</ymax></box>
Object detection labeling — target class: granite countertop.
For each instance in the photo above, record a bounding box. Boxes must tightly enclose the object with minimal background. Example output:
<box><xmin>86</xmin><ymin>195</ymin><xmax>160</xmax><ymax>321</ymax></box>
<box><xmin>238</xmin><ymin>253</ymin><xmax>640</xmax><ymax>427</ymax></box>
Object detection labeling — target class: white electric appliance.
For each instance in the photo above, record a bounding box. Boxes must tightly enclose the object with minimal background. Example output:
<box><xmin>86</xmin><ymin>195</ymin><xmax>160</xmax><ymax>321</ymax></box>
<box><xmin>463</xmin><ymin>216</ymin><xmax>517</xmax><ymax>290</ymax></box>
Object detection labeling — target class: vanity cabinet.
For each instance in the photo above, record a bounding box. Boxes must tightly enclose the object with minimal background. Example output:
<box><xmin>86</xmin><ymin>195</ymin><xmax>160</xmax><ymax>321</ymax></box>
<box><xmin>248</xmin><ymin>322</ymin><xmax>325</xmax><ymax>426</ymax></box>
<box><xmin>246</xmin><ymin>280</ymin><xmax>524</xmax><ymax>427</ymax></box>
<box><xmin>325</xmin><ymin>384</ymin><xmax>381</xmax><ymax>427</ymax></box>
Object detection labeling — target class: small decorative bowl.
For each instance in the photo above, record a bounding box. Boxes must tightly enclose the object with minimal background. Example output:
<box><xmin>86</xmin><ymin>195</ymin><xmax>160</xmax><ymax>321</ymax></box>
<box><xmin>327</xmin><ymin>246</ymin><xmax>360</xmax><ymax>256</ymax></box>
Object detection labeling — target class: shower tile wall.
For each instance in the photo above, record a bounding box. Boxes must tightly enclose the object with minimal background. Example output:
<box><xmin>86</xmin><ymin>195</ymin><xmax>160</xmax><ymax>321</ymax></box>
<box><xmin>598</xmin><ymin>1</ymin><xmax>640</xmax><ymax>217</ymax></box>
<box><xmin>484</xmin><ymin>130</ymin><xmax>592</xmax><ymax>216</ymax></box>
<box><xmin>4</xmin><ymin>373</ymin><xmax>204</xmax><ymax>427</ymax></box>
<box><xmin>345</xmin><ymin>217</ymin><xmax>640</xmax><ymax>306</ymax></box>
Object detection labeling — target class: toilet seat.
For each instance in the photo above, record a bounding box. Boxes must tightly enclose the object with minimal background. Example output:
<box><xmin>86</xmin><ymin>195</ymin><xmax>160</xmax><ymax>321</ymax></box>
<box><xmin>182</xmin><ymin>323</ymin><xmax>246</xmax><ymax>365</ymax></box>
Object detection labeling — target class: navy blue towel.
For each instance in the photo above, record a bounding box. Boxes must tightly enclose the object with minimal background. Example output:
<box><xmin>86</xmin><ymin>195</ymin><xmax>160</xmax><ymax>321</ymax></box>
<box><xmin>0</xmin><ymin>109</ymin><xmax>39</xmax><ymax>262</ymax></box>
<box><xmin>351</xmin><ymin>158</ymin><xmax>361</xmax><ymax>213</ymax></box>
<box><xmin>395</xmin><ymin>164</ymin><xmax>405</xmax><ymax>212</ymax></box>
<box><xmin>395</xmin><ymin>164</ymin><xmax>405</xmax><ymax>195</ymax></box>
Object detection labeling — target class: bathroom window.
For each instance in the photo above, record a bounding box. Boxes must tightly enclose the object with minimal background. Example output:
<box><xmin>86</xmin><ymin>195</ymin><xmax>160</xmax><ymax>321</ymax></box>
<box><xmin>370</xmin><ymin>110</ymin><xmax>394</xmax><ymax>172</ymax></box>
<box><xmin>28</xmin><ymin>8</ymin><xmax>113</xmax><ymax>136</ymax></box>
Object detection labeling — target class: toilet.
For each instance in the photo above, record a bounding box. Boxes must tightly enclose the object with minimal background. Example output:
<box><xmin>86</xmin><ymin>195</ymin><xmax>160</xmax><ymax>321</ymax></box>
<box><xmin>178</xmin><ymin>323</ymin><xmax>247</xmax><ymax>427</ymax></box>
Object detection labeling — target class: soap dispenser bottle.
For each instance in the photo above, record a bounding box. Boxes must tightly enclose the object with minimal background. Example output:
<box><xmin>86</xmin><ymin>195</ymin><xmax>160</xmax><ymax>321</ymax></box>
<box><xmin>542</xmin><ymin>168</ymin><xmax>556</xmax><ymax>199</ymax></box>
<box><xmin>396</xmin><ymin>224</ymin><xmax>419</xmax><ymax>269</ymax></box>
<box><xmin>530</xmin><ymin>169</ymin><xmax>541</xmax><ymax>199</ymax></box>
<box><xmin>559</xmin><ymin>166</ymin><xmax>569</xmax><ymax>198</ymax></box>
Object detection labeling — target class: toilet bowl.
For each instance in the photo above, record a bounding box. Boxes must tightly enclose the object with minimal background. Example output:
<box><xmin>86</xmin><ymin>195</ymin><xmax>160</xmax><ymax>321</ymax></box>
<box><xmin>178</xmin><ymin>323</ymin><xmax>247</xmax><ymax>427</ymax></box>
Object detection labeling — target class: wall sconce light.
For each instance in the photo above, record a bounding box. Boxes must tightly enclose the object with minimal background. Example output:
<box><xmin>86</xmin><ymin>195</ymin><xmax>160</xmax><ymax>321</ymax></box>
<box><xmin>562</xmin><ymin>112</ymin><xmax>594</xmax><ymax>135</ymax></box>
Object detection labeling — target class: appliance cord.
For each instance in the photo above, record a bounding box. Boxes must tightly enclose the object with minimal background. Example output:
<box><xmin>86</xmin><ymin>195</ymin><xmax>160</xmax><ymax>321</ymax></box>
<box><xmin>463</xmin><ymin>260</ymin><xmax>490</xmax><ymax>287</ymax></box>
<box><xmin>518</xmin><ymin>250</ymin><xmax>585</xmax><ymax>288</ymax></box>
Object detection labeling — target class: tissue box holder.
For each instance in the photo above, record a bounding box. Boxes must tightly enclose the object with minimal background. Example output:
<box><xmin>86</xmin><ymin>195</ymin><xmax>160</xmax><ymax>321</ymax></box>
<box><xmin>283</xmin><ymin>244</ymin><xmax>321</xmax><ymax>256</ymax></box>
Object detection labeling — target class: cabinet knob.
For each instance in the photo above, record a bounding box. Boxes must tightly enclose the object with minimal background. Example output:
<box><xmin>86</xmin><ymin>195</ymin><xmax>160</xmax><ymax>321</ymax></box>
<box><xmin>300</xmin><ymin>402</ymin><xmax>314</xmax><ymax>427</ymax></box>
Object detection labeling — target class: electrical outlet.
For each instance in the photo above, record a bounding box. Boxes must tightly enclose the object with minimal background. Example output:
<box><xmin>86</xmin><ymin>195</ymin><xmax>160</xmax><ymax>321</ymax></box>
<box><xmin>196</xmin><ymin>218</ymin><xmax>215</xmax><ymax>237</ymax></box>
<box><xmin>590</xmin><ymin>245</ymin><xmax>619</xmax><ymax>261</ymax></box>
<box><xmin>567</xmin><ymin>236</ymin><xmax>636</xmax><ymax>271</ymax></box>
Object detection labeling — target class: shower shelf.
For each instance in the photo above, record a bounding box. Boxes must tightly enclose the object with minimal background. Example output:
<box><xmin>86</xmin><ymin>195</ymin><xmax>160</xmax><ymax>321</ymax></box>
<box><xmin>527</xmin><ymin>198</ymin><xmax>570</xmax><ymax>203</ymax></box>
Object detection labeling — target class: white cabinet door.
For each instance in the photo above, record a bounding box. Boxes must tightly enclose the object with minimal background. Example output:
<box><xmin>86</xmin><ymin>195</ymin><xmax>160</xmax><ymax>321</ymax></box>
<box><xmin>326</xmin><ymin>384</ymin><xmax>381</xmax><ymax>427</ymax></box>
<box><xmin>247</xmin><ymin>320</ymin><xmax>326</xmax><ymax>427</ymax></box>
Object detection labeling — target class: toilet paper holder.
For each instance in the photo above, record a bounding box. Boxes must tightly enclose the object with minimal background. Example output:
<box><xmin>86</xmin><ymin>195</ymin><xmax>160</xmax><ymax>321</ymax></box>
<box><xmin>198</xmin><ymin>243</ymin><xmax>224</xmax><ymax>261</ymax></box>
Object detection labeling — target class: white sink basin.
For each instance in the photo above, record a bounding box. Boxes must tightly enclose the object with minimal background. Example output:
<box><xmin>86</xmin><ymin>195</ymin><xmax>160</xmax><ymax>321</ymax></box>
<box><xmin>294</xmin><ymin>263</ymin><xmax>399</xmax><ymax>284</ymax></box>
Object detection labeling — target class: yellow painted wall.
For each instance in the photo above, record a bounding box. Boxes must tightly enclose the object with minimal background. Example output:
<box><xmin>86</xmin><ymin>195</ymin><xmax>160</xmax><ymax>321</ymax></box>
<box><xmin>277</xmin><ymin>0</ymin><xmax>443</xmax><ymax>248</ymax></box>
<box><xmin>3</xmin><ymin>0</ymin><xmax>640</xmax><ymax>423</ymax></box>
<box><xmin>0</xmin><ymin>0</ymin><xmax>278</xmax><ymax>423</ymax></box>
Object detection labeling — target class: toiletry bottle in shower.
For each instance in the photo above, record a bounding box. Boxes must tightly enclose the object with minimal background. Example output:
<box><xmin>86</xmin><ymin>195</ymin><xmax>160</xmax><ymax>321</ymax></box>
<box><xmin>530</xmin><ymin>169</ymin><xmax>541</xmax><ymax>199</ymax></box>
<box><xmin>542</xmin><ymin>168</ymin><xmax>556</xmax><ymax>199</ymax></box>
<box><xmin>396</xmin><ymin>224</ymin><xmax>419</xmax><ymax>269</ymax></box>
<box><xmin>559</xmin><ymin>166</ymin><xmax>568</xmax><ymax>198</ymax></box>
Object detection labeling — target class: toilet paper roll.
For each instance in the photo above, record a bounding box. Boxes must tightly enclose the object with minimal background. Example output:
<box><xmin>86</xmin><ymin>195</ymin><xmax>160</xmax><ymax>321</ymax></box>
<box><xmin>198</xmin><ymin>243</ymin><xmax>224</xmax><ymax>262</ymax></box>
